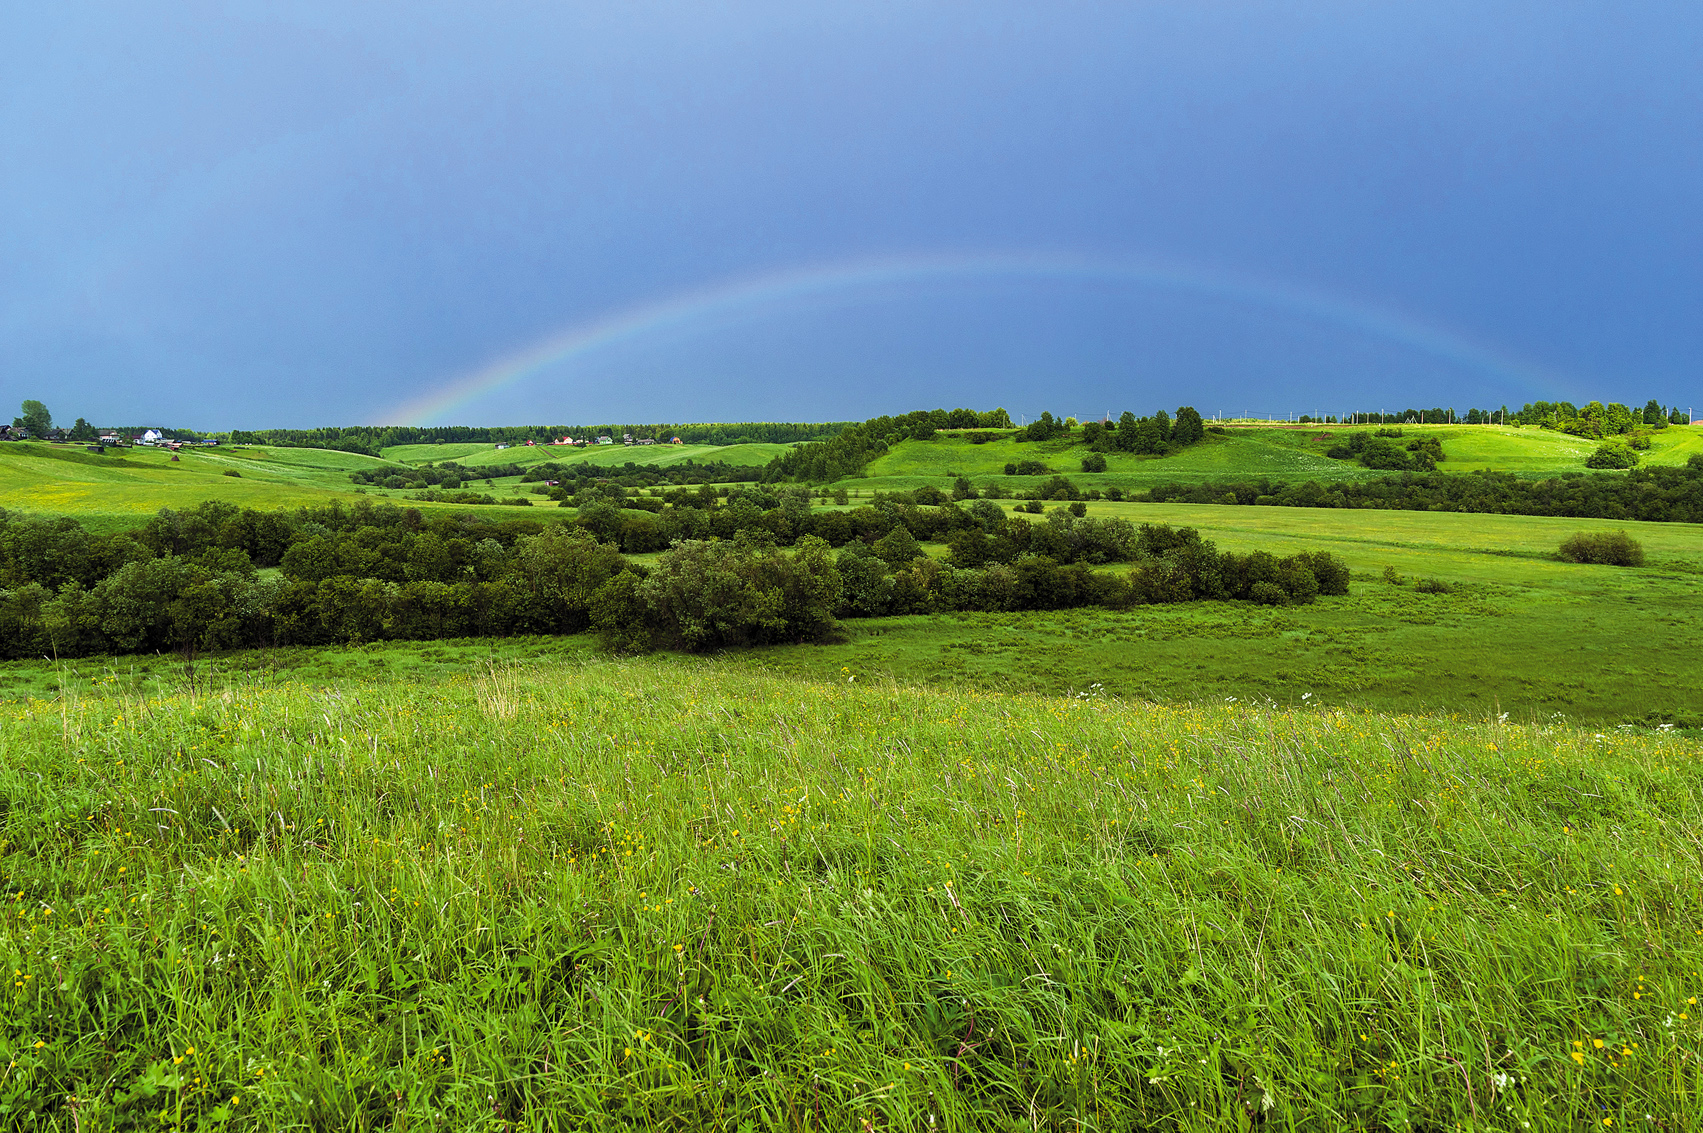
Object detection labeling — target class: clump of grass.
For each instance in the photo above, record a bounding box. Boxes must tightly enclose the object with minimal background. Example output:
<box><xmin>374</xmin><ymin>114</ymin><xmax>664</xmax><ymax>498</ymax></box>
<box><xmin>2</xmin><ymin>660</ymin><xmax>1701</xmax><ymax>1129</ymax></box>
<box><xmin>1559</xmin><ymin>530</ymin><xmax>1645</xmax><ymax>566</ymax></box>
<box><xmin>1414</xmin><ymin>577</ymin><xmax>1452</xmax><ymax>593</ymax></box>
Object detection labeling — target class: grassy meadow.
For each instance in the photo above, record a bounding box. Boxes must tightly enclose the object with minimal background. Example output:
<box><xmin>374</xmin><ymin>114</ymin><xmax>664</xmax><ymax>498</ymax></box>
<box><xmin>852</xmin><ymin>423</ymin><xmax>1703</xmax><ymax>494</ymax></box>
<box><xmin>4</xmin><ymin>659</ymin><xmax>1703</xmax><ymax>1130</ymax></box>
<box><xmin>3</xmin><ymin>427</ymin><xmax>1703</xmax><ymax>1128</ymax></box>
<box><xmin>5</xmin><ymin>424</ymin><xmax>1698</xmax><ymax>531</ymax></box>
<box><xmin>702</xmin><ymin>501</ymin><xmax>1702</xmax><ymax>727</ymax></box>
<box><xmin>0</xmin><ymin>445</ymin><xmax>537</xmax><ymax>533</ymax></box>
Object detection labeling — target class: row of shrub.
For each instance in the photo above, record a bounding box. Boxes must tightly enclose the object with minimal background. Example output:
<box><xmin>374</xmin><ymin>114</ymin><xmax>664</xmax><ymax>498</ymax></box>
<box><xmin>0</xmin><ymin>498</ymin><xmax>1347</xmax><ymax>658</ymax></box>
<box><xmin>1143</xmin><ymin>455</ymin><xmax>1703</xmax><ymax>521</ymax></box>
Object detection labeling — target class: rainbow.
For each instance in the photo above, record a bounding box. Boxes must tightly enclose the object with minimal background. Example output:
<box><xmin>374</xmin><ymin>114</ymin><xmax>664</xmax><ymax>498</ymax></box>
<box><xmin>379</xmin><ymin>250</ymin><xmax>1560</xmax><ymax>425</ymax></box>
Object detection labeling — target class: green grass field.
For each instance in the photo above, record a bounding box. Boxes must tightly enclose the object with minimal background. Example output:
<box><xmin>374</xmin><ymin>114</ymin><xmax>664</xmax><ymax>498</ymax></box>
<box><xmin>724</xmin><ymin>502</ymin><xmax>1703</xmax><ymax>725</ymax></box>
<box><xmin>0</xmin><ymin>440</ymin><xmax>788</xmax><ymax>531</ymax></box>
<box><xmin>4</xmin><ymin>659</ymin><xmax>1701</xmax><ymax>1129</ymax></box>
<box><xmin>852</xmin><ymin>423</ymin><xmax>1703</xmax><ymax>494</ymax></box>
<box><xmin>0</xmin><ymin>445</ymin><xmax>406</xmax><ymax>532</ymax></box>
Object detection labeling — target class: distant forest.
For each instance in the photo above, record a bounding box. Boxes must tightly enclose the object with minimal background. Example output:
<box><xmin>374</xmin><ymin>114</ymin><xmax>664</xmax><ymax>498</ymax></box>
<box><xmin>224</xmin><ymin>420</ymin><xmax>856</xmax><ymax>456</ymax></box>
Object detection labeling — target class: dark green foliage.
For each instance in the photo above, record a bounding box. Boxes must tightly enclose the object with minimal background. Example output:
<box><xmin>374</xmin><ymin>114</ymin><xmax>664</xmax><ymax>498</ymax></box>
<box><xmin>765</xmin><ymin>408</ymin><xmax>1011</xmax><ymax>482</ymax></box>
<box><xmin>1080</xmin><ymin>452</ymin><xmax>1107</xmax><ymax>473</ymax></box>
<box><xmin>239</xmin><ymin>419</ymin><xmax>859</xmax><ymax>456</ymax></box>
<box><xmin>1584</xmin><ymin>441</ymin><xmax>1638</xmax><ymax>469</ymax></box>
<box><xmin>1147</xmin><ymin>454</ymin><xmax>1703</xmax><ymax>521</ymax></box>
<box><xmin>1325</xmin><ymin>430</ymin><xmax>1441</xmax><ymax>470</ymax></box>
<box><xmin>15</xmin><ymin>399</ymin><xmax>51</xmax><ymax>436</ymax></box>
<box><xmin>0</xmin><ymin>482</ymin><xmax>1363</xmax><ymax>659</ymax></box>
<box><xmin>1415</xmin><ymin>578</ymin><xmax>1452</xmax><ymax>593</ymax></box>
<box><xmin>1018</xmin><ymin>411</ymin><xmax>1067</xmax><ymax>442</ymax></box>
<box><xmin>1558</xmin><ymin>531</ymin><xmax>1645</xmax><ymax>566</ymax></box>
<box><xmin>1171</xmin><ymin>405</ymin><xmax>1205</xmax><ymax>445</ymax></box>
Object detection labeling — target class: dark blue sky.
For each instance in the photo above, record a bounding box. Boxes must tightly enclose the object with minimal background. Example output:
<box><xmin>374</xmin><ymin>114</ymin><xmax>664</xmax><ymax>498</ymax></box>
<box><xmin>3</xmin><ymin>2</ymin><xmax>1698</xmax><ymax>428</ymax></box>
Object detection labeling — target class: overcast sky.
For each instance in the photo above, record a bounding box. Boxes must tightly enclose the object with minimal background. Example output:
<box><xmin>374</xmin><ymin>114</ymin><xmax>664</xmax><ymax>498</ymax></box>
<box><xmin>2</xmin><ymin>1</ymin><xmax>1698</xmax><ymax>428</ymax></box>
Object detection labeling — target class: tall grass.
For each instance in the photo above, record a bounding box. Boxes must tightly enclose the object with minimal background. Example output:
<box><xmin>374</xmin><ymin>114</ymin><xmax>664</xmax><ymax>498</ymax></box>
<box><xmin>3</xmin><ymin>659</ymin><xmax>1700</xmax><ymax>1129</ymax></box>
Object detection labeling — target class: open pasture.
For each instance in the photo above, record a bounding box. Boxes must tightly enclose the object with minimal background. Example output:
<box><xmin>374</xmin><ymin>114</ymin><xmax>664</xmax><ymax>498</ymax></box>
<box><xmin>853</xmin><ymin>424</ymin><xmax>1703</xmax><ymax>494</ymax></box>
<box><xmin>0</xmin><ymin>444</ymin><xmax>538</xmax><ymax>530</ymax></box>
<box><xmin>0</xmin><ymin>445</ymin><xmax>396</xmax><ymax>532</ymax></box>
<box><xmin>741</xmin><ymin>502</ymin><xmax>1703</xmax><ymax>724</ymax></box>
<box><xmin>2</xmin><ymin>660</ymin><xmax>1700</xmax><ymax>1129</ymax></box>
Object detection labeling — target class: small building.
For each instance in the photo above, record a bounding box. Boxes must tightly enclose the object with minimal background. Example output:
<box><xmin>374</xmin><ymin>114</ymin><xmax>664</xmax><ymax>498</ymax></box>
<box><xmin>671</xmin><ymin>436</ymin><xmax>683</xmax><ymax>444</ymax></box>
<box><xmin>141</xmin><ymin>429</ymin><xmax>163</xmax><ymax>445</ymax></box>
<box><xmin>596</xmin><ymin>435</ymin><xmax>614</xmax><ymax>445</ymax></box>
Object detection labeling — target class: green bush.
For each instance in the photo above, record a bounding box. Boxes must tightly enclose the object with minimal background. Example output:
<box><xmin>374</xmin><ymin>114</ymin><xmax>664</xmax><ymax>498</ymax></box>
<box><xmin>1584</xmin><ymin>441</ymin><xmax>1638</xmax><ymax>469</ymax></box>
<box><xmin>221</xmin><ymin>469</ymin><xmax>241</xmax><ymax>478</ymax></box>
<box><xmin>1080</xmin><ymin>452</ymin><xmax>1107</xmax><ymax>473</ymax></box>
<box><xmin>1558</xmin><ymin>530</ymin><xmax>1644</xmax><ymax>566</ymax></box>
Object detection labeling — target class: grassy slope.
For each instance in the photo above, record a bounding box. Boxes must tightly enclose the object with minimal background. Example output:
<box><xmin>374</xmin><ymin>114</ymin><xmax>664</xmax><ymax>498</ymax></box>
<box><xmin>2</xmin><ymin>660</ymin><xmax>1700</xmax><ymax>1129</ymax></box>
<box><xmin>0</xmin><ymin>444</ymin><xmax>400</xmax><ymax>531</ymax></box>
<box><xmin>854</xmin><ymin>423</ymin><xmax>1703</xmax><ymax>493</ymax></box>
<box><xmin>734</xmin><ymin>503</ymin><xmax>1703</xmax><ymax>724</ymax></box>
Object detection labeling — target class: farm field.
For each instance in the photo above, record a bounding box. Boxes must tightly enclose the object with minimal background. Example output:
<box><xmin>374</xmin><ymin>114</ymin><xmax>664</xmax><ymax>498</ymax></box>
<box><xmin>0</xmin><ymin>444</ymin><xmax>400</xmax><ymax>532</ymax></box>
<box><xmin>3</xmin><ymin>659</ymin><xmax>1700</xmax><ymax>1129</ymax></box>
<box><xmin>852</xmin><ymin>423</ymin><xmax>1703</xmax><ymax>494</ymax></box>
<box><xmin>0</xmin><ymin>439</ymin><xmax>802</xmax><ymax>531</ymax></box>
<box><xmin>0</xmin><ymin>444</ymin><xmax>559</xmax><ymax>530</ymax></box>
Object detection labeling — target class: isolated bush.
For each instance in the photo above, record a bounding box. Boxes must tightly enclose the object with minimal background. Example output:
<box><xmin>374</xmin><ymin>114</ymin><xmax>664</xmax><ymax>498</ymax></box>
<box><xmin>1066</xmin><ymin>501</ymin><xmax>1087</xmax><ymax>517</ymax></box>
<box><xmin>222</xmin><ymin>469</ymin><xmax>241</xmax><ymax>478</ymax></box>
<box><xmin>1414</xmin><ymin>578</ymin><xmax>1452</xmax><ymax>593</ymax></box>
<box><xmin>1080</xmin><ymin>452</ymin><xmax>1107</xmax><ymax>473</ymax></box>
<box><xmin>1558</xmin><ymin>531</ymin><xmax>1644</xmax><ymax>566</ymax></box>
<box><xmin>1584</xmin><ymin>442</ymin><xmax>1638</xmax><ymax>469</ymax></box>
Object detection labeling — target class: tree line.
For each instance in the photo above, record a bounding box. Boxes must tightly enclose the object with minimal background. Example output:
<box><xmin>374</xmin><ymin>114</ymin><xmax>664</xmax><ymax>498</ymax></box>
<box><xmin>225</xmin><ymin>420</ymin><xmax>856</xmax><ymax>456</ymax></box>
<box><xmin>347</xmin><ymin>457</ymin><xmax>770</xmax><ymax>493</ymax></box>
<box><xmin>762</xmin><ymin>408</ymin><xmax>1015</xmax><ymax>483</ymax></box>
<box><xmin>1143</xmin><ymin>455</ymin><xmax>1703</xmax><ymax>522</ymax></box>
<box><xmin>0</xmin><ymin>496</ymin><xmax>1346</xmax><ymax>660</ymax></box>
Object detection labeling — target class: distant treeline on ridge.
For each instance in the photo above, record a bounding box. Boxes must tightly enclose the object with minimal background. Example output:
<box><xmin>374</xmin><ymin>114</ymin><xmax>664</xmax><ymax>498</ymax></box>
<box><xmin>226</xmin><ymin>420</ymin><xmax>858</xmax><ymax>456</ymax></box>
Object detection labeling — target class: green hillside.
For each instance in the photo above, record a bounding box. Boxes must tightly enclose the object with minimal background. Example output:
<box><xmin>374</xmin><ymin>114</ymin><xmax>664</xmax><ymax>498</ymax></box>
<box><xmin>853</xmin><ymin>422</ymin><xmax>1703</xmax><ymax>493</ymax></box>
<box><xmin>0</xmin><ymin>438</ymin><xmax>801</xmax><ymax>530</ymax></box>
<box><xmin>0</xmin><ymin>443</ymin><xmax>544</xmax><ymax>531</ymax></box>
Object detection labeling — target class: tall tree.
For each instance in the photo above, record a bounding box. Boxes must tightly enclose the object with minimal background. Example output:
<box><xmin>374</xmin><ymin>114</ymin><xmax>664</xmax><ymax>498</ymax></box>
<box><xmin>15</xmin><ymin>400</ymin><xmax>51</xmax><ymax>436</ymax></box>
<box><xmin>1171</xmin><ymin>406</ymin><xmax>1205</xmax><ymax>446</ymax></box>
